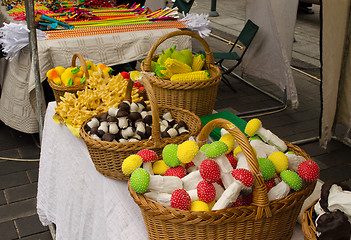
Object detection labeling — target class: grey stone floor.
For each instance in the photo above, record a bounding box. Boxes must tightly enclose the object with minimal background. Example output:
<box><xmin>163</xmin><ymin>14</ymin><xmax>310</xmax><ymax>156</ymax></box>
<box><xmin>1</xmin><ymin>1</ymin><xmax>351</xmax><ymax>240</ymax></box>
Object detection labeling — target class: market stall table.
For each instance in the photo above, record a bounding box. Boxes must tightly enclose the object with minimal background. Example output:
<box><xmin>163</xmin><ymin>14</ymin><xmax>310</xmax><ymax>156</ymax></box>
<box><xmin>37</xmin><ymin>102</ymin><xmax>307</xmax><ymax>240</ymax></box>
<box><xmin>0</xmin><ymin>6</ymin><xmax>191</xmax><ymax>134</ymax></box>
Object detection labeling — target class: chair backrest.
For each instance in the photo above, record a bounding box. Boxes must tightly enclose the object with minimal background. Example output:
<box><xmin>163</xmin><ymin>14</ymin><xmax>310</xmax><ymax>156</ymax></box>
<box><xmin>172</xmin><ymin>0</ymin><xmax>195</xmax><ymax>14</ymax></box>
<box><xmin>237</xmin><ymin>19</ymin><xmax>259</xmax><ymax>48</ymax></box>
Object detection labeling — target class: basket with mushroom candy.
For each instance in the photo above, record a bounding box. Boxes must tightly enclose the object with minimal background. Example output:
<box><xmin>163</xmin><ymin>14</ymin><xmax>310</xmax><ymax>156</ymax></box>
<box><xmin>302</xmin><ymin>181</ymin><xmax>351</xmax><ymax>240</ymax></box>
<box><xmin>80</xmin><ymin>77</ymin><xmax>202</xmax><ymax>181</ymax></box>
<box><xmin>124</xmin><ymin>118</ymin><xmax>319</xmax><ymax>240</ymax></box>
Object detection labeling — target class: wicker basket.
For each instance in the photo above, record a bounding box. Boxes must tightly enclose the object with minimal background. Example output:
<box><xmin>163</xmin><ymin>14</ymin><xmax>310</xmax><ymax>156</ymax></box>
<box><xmin>128</xmin><ymin>118</ymin><xmax>317</xmax><ymax>240</ymax></box>
<box><xmin>141</xmin><ymin>30</ymin><xmax>222</xmax><ymax>117</ymax></box>
<box><xmin>302</xmin><ymin>199</ymin><xmax>319</xmax><ymax>240</ymax></box>
<box><xmin>48</xmin><ymin>53</ymin><xmax>88</xmax><ymax>103</ymax></box>
<box><xmin>80</xmin><ymin>76</ymin><xmax>202</xmax><ymax>181</ymax></box>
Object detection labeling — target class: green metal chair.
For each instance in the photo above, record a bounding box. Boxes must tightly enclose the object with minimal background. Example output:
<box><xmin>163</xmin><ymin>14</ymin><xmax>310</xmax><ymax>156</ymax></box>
<box><xmin>172</xmin><ymin>0</ymin><xmax>195</xmax><ymax>14</ymax></box>
<box><xmin>212</xmin><ymin>19</ymin><xmax>259</xmax><ymax>92</ymax></box>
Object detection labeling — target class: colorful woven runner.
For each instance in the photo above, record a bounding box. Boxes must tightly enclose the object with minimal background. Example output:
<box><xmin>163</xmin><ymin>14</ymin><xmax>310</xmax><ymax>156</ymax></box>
<box><xmin>45</xmin><ymin>21</ymin><xmax>187</xmax><ymax>40</ymax></box>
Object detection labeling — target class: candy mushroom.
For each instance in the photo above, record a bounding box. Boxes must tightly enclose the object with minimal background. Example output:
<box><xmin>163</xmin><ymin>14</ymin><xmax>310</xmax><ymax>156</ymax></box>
<box><xmin>257</xmin><ymin>158</ymin><xmax>276</xmax><ymax>181</ymax></box>
<box><xmin>233</xmin><ymin>146</ymin><xmax>251</xmax><ymax>171</ymax></box>
<box><xmin>297</xmin><ymin>160</ymin><xmax>320</xmax><ymax>182</ymax></box>
<box><xmin>122</xmin><ymin>154</ymin><xmax>143</xmax><ymax>175</ymax></box>
<box><xmin>116</xmin><ymin>110</ymin><xmax>130</xmax><ymax>129</ymax></box>
<box><xmin>181</xmin><ymin>170</ymin><xmax>203</xmax><ymax>191</ymax></box>
<box><xmin>249</xmin><ymin>136</ymin><xmax>279</xmax><ymax>159</ymax></box>
<box><xmin>137</xmin><ymin>149</ymin><xmax>158</xmax><ymax>174</ymax></box>
<box><xmin>205</xmin><ymin>141</ymin><xmax>234</xmax><ymax>189</ymax></box>
<box><xmin>162</xmin><ymin>144</ymin><xmax>181</xmax><ymax>167</ymax></box>
<box><xmin>199</xmin><ymin>159</ymin><xmax>221</xmax><ymax>184</ymax></box>
<box><xmin>245</xmin><ymin>118</ymin><xmax>287</xmax><ymax>152</ymax></box>
<box><xmin>197</xmin><ymin>180</ymin><xmax>216</xmax><ymax>203</ymax></box>
<box><xmin>170</xmin><ymin>189</ymin><xmax>191</xmax><ymax>210</ymax></box>
<box><xmin>219</xmin><ymin>133</ymin><xmax>236</xmax><ymax>154</ymax></box>
<box><xmin>286</xmin><ymin>151</ymin><xmax>307</xmax><ymax>172</ymax></box>
<box><xmin>129</xmin><ymin>168</ymin><xmax>183</xmax><ymax>194</ymax></box>
<box><xmin>165</xmin><ymin>166</ymin><xmax>187</xmax><ymax>178</ymax></box>
<box><xmin>267</xmin><ymin>170</ymin><xmax>302</xmax><ymax>201</ymax></box>
<box><xmin>212</xmin><ymin>168</ymin><xmax>254</xmax><ymax>210</ymax></box>
<box><xmin>177</xmin><ymin>140</ymin><xmax>199</xmax><ymax>164</ymax></box>
<box><xmin>268</xmin><ymin>151</ymin><xmax>289</xmax><ymax>174</ymax></box>
<box><xmin>144</xmin><ymin>192</ymin><xmax>172</xmax><ymax>206</ymax></box>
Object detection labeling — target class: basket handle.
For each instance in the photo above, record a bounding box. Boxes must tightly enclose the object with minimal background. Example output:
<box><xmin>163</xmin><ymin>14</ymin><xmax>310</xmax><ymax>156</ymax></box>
<box><xmin>124</xmin><ymin>76</ymin><xmax>162</xmax><ymax>147</ymax></box>
<box><xmin>197</xmin><ymin>119</ymin><xmax>272</xmax><ymax>219</ymax></box>
<box><xmin>71</xmin><ymin>53</ymin><xmax>89</xmax><ymax>79</ymax></box>
<box><xmin>143</xmin><ymin>30</ymin><xmax>215</xmax><ymax>72</ymax></box>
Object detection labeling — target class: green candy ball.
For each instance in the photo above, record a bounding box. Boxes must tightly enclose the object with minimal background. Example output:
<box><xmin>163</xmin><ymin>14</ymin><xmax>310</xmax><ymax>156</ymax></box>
<box><xmin>130</xmin><ymin>168</ymin><xmax>150</xmax><ymax>193</ymax></box>
<box><xmin>162</xmin><ymin>144</ymin><xmax>181</xmax><ymax>167</ymax></box>
<box><xmin>205</xmin><ymin>141</ymin><xmax>228</xmax><ymax>158</ymax></box>
<box><xmin>258</xmin><ymin>158</ymin><xmax>276</xmax><ymax>181</ymax></box>
<box><xmin>280</xmin><ymin>170</ymin><xmax>302</xmax><ymax>191</ymax></box>
<box><xmin>200</xmin><ymin>144</ymin><xmax>210</xmax><ymax>152</ymax></box>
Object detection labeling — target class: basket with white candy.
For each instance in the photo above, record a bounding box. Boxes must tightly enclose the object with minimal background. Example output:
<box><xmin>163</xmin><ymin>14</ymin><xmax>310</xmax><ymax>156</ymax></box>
<box><xmin>123</xmin><ymin>117</ymin><xmax>320</xmax><ymax>211</ymax></box>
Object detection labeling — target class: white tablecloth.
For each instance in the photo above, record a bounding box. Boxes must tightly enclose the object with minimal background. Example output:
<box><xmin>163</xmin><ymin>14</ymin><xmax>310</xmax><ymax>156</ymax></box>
<box><xmin>37</xmin><ymin>102</ymin><xmax>311</xmax><ymax>240</ymax></box>
<box><xmin>37</xmin><ymin>102</ymin><xmax>148</xmax><ymax>239</ymax></box>
<box><xmin>0</xmin><ymin>7</ymin><xmax>191</xmax><ymax>133</ymax></box>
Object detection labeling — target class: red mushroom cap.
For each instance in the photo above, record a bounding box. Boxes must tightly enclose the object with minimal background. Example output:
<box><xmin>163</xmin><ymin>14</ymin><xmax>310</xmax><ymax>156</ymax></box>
<box><xmin>170</xmin><ymin>189</ymin><xmax>191</xmax><ymax>210</ymax></box>
<box><xmin>231</xmin><ymin>168</ymin><xmax>254</xmax><ymax>187</ymax></box>
<box><xmin>199</xmin><ymin>159</ymin><xmax>221</xmax><ymax>183</ymax></box>
<box><xmin>197</xmin><ymin>180</ymin><xmax>216</xmax><ymax>203</ymax></box>
<box><xmin>165</xmin><ymin>166</ymin><xmax>187</xmax><ymax>178</ymax></box>
<box><xmin>136</xmin><ymin>149</ymin><xmax>158</xmax><ymax>163</ymax></box>
<box><xmin>298</xmin><ymin>160</ymin><xmax>320</xmax><ymax>182</ymax></box>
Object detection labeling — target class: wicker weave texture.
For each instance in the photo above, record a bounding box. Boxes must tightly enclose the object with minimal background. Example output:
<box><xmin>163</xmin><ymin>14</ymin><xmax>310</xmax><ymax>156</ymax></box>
<box><xmin>129</xmin><ymin>118</ymin><xmax>317</xmax><ymax>240</ymax></box>
<box><xmin>141</xmin><ymin>30</ymin><xmax>222</xmax><ymax>117</ymax></box>
<box><xmin>80</xmin><ymin>77</ymin><xmax>202</xmax><ymax>181</ymax></box>
<box><xmin>48</xmin><ymin>53</ymin><xmax>88</xmax><ymax>103</ymax></box>
<box><xmin>302</xmin><ymin>199</ymin><xmax>318</xmax><ymax>240</ymax></box>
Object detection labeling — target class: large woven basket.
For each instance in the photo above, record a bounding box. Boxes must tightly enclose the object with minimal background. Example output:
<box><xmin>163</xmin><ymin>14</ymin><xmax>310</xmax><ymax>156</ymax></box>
<box><xmin>128</xmin><ymin>119</ymin><xmax>317</xmax><ymax>240</ymax></box>
<box><xmin>48</xmin><ymin>53</ymin><xmax>88</xmax><ymax>103</ymax></box>
<box><xmin>80</xmin><ymin>77</ymin><xmax>202</xmax><ymax>181</ymax></box>
<box><xmin>302</xmin><ymin>199</ymin><xmax>319</xmax><ymax>240</ymax></box>
<box><xmin>141</xmin><ymin>30</ymin><xmax>222</xmax><ymax>117</ymax></box>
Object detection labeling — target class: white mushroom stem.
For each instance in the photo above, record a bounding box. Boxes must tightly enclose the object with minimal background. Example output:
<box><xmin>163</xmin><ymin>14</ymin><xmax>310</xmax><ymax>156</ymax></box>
<box><xmin>191</xmin><ymin>150</ymin><xmax>207</xmax><ymax>167</ymax></box>
<box><xmin>118</xmin><ymin>117</ymin><xmax>129</xmax><ymax>129</ymax></box>
<box><xmin>286</xmin><ymin>152</ymin><xmax>306</xmax><ymax>172</ymax></box>
<box><xmin>187</xmin><ymin>189</ymin><xmax>199</xmax><ymax>201</ymax></box>
<box><xmin>143</xmin><ymin>162</ymin><xmax>154</xmax><ymax>175</ymax></box>
<box><xmin>250</xmin><ymin>139</ymin><xmax>278</xmax><ymax>158</ymax></box>
<box><xmin>267</xmin><ymin>181</ymin><xmax>291</xmax><ymax>201</ymax></box>
<box><xmin>212</xmin><ymin>179</ymin><xmax>243</xmax><ymax>210</ymax></box>
<box><xmin>214</xmin><ymin>154</ymin><xmax>234</xmax><ymax>189</ymax></box>
<box><xmin>109</xmin><ymin>123</ymin><xmax>119</xmax><ymax>134</ymax></box>
<box><xmin>213</xmin><ymin>182</ymin><xmax>225</xmax><ymax>201</ymax></box>
<box><xmin>148</xmin><ymin>175</ymin><xmax>183</xmax><ymax>194</ymax></box>
<box><xmin>98</xmin><ymin>122</ymin><xmax>108</xmax><ymax>133</ymax></box>
<box><xmin>135</xmin><ymin>121</ymin><xmax>145</xmax><ymax>134</ymax></box>
<box><xmin>255</xmin><ymin>127</ymin><xmax>287</xmax><ymax>152</ymax></box>
<box><xmin>144</xmin><ymin>192</ymin><xmax>171</xmax><ymax>206</ymax></box>
<box><xmin>181</xmin><ymin>170</ymin><xmax>202</xmax><ymax>191</ymax></box>
<box><xmin>235</xmin><ymin>152</ymin><xmax>250</xmax><ymax>171</ymax></box>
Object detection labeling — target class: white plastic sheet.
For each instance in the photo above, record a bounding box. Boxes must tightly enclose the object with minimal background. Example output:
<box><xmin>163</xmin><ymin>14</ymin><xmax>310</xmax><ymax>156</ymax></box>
<box><xmin>243</xmin><ymin>0</ymin><xmax>299</xmax><ymax>108</ymax></box>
